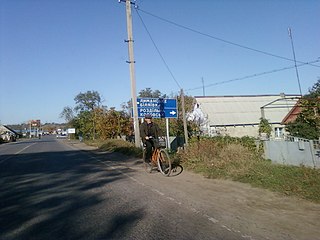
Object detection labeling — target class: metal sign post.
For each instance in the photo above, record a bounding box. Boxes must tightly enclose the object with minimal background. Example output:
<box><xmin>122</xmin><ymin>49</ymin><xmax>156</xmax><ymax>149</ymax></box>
<box><xmin>166</xmin><ymin>118</ymin><xmax>170</xmax><ymax>151</ymax></box>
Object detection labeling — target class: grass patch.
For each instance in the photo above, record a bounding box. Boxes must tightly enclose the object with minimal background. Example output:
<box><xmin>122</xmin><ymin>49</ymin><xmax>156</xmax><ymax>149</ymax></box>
<box><xmin>239</xmin><ymin>162</ymin><xmax>320</xmax><ymax>202</ymax></box>
<box><xmin>177</xmin><ymin>137</ymin><xmax>320</xmax><ymax>203</ymax></box>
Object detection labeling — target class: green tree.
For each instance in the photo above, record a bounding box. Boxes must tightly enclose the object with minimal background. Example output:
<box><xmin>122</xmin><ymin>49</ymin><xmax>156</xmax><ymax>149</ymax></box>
<box><xmin>62</xmin><ymin>90</ymin><xmax>136</xmax><ymax>141</ymax></box>
<box><xmin>306</xmin><ymin>78</ymin><xmax>320</xmax><ymax>98</ymax></box>
<box><xmin>60</xmin><ymin>106</ymin><xmax>74</xmax><ymax>125</ymax></box>
<box><xmin>73</xmin><ymin>110</ymin><xmax>93</xmax><ymax>140</ymax></box>
<box><xmin>258</xmin><ymin>118</ymin><xmax>272</xmax><ymax>138</ymax></box>
<box><xmin>286</xmin><ymin>118</ymin><xmax>319</xmax><ymax>139</ymax></box>
<box><xmin>94</xmin><ymin>108</ymin><xmax>132</xmax><ymax>140</ymax></box>
<box><xmin>74</xmin><ymin>91</ymin><xmax>103</xmax><ymax>140</ymax></box>
<box><xmin>74</xmin><ymin>90</ymin><xmax>102</xmax><ymax>112</ymax></box>
<box><xmin>286</xmin><ymin>79</ymin><xmax>320</xmax><ymax>139</ymax></box>
<box><xmin>138</xmin><ymin>88</ymin><xmax>167</xmax><ymax>98</ymax></box>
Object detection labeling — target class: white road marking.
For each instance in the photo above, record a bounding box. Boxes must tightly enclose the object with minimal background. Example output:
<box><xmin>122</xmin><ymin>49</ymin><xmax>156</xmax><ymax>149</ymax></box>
<box><xmin>0</xmin><ymin>143</ymin><xmax>36</xmax><ymax>164</ymax></box>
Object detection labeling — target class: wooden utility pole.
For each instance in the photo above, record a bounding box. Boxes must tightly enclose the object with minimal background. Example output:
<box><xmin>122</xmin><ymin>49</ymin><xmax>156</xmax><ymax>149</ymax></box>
<box><xmin>124</xmin><ymin>0</ymin><xmax>140</xmax><ymax>147</ymax></box>
<box><xmin>180</xmin><ymin>89</ymin><xmax>188</xmax><ymax>147</ymax></box>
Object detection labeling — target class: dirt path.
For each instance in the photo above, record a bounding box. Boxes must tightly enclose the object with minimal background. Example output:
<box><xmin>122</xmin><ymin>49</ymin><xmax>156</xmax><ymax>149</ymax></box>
<box><xmin>67</xmin><ymin>140</ymin><xmax>320</xmax><ymax>240</ymax></box>
<box><xmin>170</xmin><ymin>173</ymin><xmax>320</xmax><ymax>240</ymax></box>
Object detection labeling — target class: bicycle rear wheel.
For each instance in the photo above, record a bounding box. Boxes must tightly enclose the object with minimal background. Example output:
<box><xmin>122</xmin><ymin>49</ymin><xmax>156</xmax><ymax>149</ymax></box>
<box><xmin>157</xmin><ymin>149</ymin><xmax>171</xmax><ymax>176</ymax></box>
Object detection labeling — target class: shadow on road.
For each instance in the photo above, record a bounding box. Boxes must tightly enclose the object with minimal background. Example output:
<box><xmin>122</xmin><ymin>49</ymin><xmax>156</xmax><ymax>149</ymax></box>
<box><xmin>0</xmin><ymin>149</ymin><xmax>146</xmax><ymax>239</ymax></box>
<box><xmin>87</xmin><ymin>146</ymin><xmax>184</xmax><ymax>178</ymax></box>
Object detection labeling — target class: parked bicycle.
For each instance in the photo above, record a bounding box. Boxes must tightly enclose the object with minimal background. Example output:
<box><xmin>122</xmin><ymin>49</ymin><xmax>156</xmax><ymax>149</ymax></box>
<box><xmin>143</xmin><ymin>137</ymin><xmax>172</xmax><ymax>176</ymax></box>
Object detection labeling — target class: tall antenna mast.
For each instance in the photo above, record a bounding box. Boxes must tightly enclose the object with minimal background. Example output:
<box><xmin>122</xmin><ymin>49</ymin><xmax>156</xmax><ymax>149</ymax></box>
<box><xmin>288</xmin><ymin>27</ymin><xmax>302</xmax><ymax>96</ymax></box>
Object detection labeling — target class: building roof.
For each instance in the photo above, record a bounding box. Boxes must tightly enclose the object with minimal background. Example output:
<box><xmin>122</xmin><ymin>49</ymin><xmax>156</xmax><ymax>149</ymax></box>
<box><xmin>281</xmin><ymin>97</ymin><xmax>320</xmax><ymax>125</ymax></box>
<box><xmin>195</xmin><ymin>94</ymin><xmax>300</xmax><ymax>127</ymax></box>
<box><xmin>281</xmin><ymin>100</ymin><xmax>302</xmax><ymax>124</ymax></box>
<box><xmin>0</xmin><ymin>125</ymin><xmax>18</xmax><ymax>135</ymax></box>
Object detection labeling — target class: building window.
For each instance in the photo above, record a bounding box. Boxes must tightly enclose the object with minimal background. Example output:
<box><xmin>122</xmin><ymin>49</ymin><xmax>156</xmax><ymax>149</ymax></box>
<box><xmin>274</xmin><ymin>127</ymin><xmax>284</xmax><ymax>138</ymax></box>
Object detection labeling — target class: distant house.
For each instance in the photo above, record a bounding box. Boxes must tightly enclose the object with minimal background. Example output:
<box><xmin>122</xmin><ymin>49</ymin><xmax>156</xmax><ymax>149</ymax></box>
<box><xmin>194</xmin><ymin>94</ymin><xmax>300</xmax><ymax>138</ymax></box>
<box><xmin>281</xmin><ymin>97</ymin><xmax>320</xmax><ymax>125</ymax></box>
<box><xmin>281</xmin><ymin>100</ymin><xmax>302</xmax><ymax>125</ymax></box>
<box><xmin>0</xmin><ymin>125</ymin><xmax>18</xmax><ymax>142</ymax></box>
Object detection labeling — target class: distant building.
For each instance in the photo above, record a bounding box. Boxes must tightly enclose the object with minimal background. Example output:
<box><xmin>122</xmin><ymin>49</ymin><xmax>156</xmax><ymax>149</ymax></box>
<box><xmin>0</xmin><ymin>125</ymin><xmax>18</xmax><ymax>142</ymax></box>
<box><xmin>194</xmin><ymin>94</ymin><xmax>300</xmax><ymax>138</ymax></box>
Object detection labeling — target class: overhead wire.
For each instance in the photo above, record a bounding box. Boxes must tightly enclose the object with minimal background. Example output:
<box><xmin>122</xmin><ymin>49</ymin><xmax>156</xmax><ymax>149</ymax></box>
<box><xmin>186</xmin><ymin>59</ymin><xmax>320</xmax><ymax>92</ymax></box>
<box><xmin>132</xmin><ymin>4</ymin><xmax>320</xmax><ymax>94</ymax></box>
<box><xmin>137</xmin><ymin>8</ymin><xmax>320</xmax><ymax>68</ymax></box>
<box><xmin>135</xmin><ymin>8</ymin><xmax>182</xmax><ymax>90</ymax></box>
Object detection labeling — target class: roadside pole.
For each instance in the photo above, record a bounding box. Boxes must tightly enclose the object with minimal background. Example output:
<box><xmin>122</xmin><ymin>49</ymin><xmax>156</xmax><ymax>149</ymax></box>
<box><xmin>29</xmin><ymin>121</ymin><xmax>32</xmax><ymax>138</ymax></box>
<box><xmin>181</xmin><ymin>89</ymin><xmax>188</xmax><ymax>147</ymax></box>
<box><xmin>124</xmin><ymin>0</ymin><xmax>140</xmax><ymax>147</ymax></box>
<box><xmin>166</xmin><ymin>118</ymin><xmax>170</xmax><ymax>151</ymax></box>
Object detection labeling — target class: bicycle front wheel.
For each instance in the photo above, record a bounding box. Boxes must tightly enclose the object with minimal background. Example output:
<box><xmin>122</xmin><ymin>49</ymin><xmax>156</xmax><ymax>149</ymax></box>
<box><xmin>157</xmin><ymin>149</ymin><xmax>172</xmax><ymax>176</ymax></box>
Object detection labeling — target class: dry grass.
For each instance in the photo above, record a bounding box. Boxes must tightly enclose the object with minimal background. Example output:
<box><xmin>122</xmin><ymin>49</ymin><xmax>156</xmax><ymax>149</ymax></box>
<box><xmin>178</xmin><ymin>139</ymin><xmax>260</xmax><ymax>179</ymax></box>
<box><xmin>177</xmin><ymin>138</ymin><xmax>320</xmax><ymax>203</ymax></box>
<box><xmin>214</xmin><ymin>143</ymin><xmax>257</xmax><ymax>177</ymax></box>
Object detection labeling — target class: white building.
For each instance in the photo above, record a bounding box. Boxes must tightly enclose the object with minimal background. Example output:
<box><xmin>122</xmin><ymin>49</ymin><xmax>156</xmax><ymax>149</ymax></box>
<box><xmin>194</xmin><ymin>94</ymin><xmax>300</xmax><ymax>138</ymax></box>
<box><xmin>0</xmin><ymin>125</ymin><xmax>18</xmax><ymax>142</ymax></box>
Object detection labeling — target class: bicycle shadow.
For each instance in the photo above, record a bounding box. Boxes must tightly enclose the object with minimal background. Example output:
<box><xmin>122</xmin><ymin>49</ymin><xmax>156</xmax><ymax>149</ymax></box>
<box><xmin>142</xmin><ymin>161</ymin><xmax>183</xmax><ymax>177</ymax></box>
<box><xmin>169</xmin><ymin>163</ymin><xmax>183</xmax><ymax>177</ymax></box>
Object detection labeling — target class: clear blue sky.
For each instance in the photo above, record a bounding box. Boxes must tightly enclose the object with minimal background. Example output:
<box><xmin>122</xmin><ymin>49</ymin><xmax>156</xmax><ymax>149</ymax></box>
<box><xmin>1</xmin><ymin>0</ymin><xmax>319</xmax><ymax>124</ymax></box>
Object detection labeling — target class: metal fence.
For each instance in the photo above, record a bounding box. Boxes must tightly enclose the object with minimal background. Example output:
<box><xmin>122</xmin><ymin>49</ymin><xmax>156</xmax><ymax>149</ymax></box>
<box><xmin>264</xmin><ymin>136</ymin><xmax>320</xmax><ymax>168</ymax></box>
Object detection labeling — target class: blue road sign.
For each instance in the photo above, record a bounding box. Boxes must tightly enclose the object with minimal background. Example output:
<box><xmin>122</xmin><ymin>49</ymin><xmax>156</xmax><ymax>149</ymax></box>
<box><xmin>137</xmin><ymin>98</ymin><xmax>178</xmax><ymax>118</ymax></box>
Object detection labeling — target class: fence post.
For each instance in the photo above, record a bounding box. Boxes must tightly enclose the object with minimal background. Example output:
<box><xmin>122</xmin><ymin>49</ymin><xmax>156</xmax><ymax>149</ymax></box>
<box><xmin>309</xmin><ymin>140</ymin><xmax>316</xmax><ymax>168</ymax></box>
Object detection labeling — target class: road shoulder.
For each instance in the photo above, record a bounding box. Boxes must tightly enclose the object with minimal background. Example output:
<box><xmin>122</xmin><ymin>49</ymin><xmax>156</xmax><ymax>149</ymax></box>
<box><xmin>64</xmin><ymin>139</ymin><xmax>320</xmax><ymax>240</ymax></box>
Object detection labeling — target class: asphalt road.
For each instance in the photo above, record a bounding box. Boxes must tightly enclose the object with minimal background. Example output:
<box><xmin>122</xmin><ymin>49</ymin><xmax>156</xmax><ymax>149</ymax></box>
<box><xmin>1</xmin><ymin>136</ymin><xmax>320</xmax><ymax>240</ymax></box>
<box><xmin>0</xmin><ymin>136</ymin><xmax>240</xmax><ymax>240</ymax></box>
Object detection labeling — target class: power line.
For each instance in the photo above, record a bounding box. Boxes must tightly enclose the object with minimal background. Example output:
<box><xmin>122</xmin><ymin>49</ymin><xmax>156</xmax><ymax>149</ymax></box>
<box><xmin>137</xmin><ymin>8</ymin><xmax>320</xmax><ymax>68</ymax></box>
<box><xmin>186</xmin><ymin>59</ymin><xmax>320</xmax><ymax>92</ymax></box>
<box><xmin>135</xmin><ymin>9</ymin><xmax>182</xmax><ymax>89</ymax></box>
<box><xmin>132</xmin><ymin>5</ymin><xmax>320</xmax><ymax>94</ymax></box>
